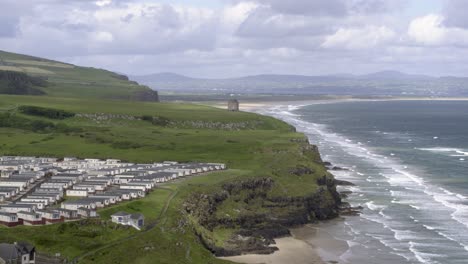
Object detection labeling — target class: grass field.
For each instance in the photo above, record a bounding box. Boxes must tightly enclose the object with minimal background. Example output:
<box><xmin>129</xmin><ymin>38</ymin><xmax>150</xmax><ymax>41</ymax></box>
<box><xmin>98</xmin><ymin>188</ymin><xmax>173</xmax><ymax>223</ymax></box>
<box><xmin>0</xmin><ymin>50</ymin><xmax>157</xmax><ymax>100</ymax></box>
<box><xmin>0</xmin><ymin>94</ymin><xmax>331</xmax><ymax>263</ymax></box>
<box><xmin>0</xmin><ymin>220</ymin><xmax>137</xmax><ymax>259</ymax></box>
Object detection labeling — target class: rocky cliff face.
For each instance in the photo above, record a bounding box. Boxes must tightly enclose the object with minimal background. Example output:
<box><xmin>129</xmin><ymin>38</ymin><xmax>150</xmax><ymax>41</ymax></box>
<box><xmin>183</xmin><ymin>163</ymin><xmax>342</xmax><ymax>256</ymax></box>
<box><xmin>0</xmin><ymin>70</ymin><xmax>47</xmax><ymax>95</ymax></box>
<box><xmin>131</xmin><ymin>89</ymin><xmax>159</xmax><ymax>102</ymax></box>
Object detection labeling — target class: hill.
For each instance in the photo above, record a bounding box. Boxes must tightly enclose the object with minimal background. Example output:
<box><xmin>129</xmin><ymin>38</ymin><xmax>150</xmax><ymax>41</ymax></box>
<box><xmin>359</xmin><ymin>70</ymin><xmax>433</xmax><ymax>80</ymax></box>
<box><xmin>132</xmin><ymin>71</ymin><xmax>468</xmax><ymax>97</ymax></box>
<box><xmin>134</xmin><ymin>72</ymin><xmax>196</xmax><ymax>82</ymax></box>
<box><xmin>0</xmin><ymin>50</ymin><xmax>158</xmax><ymax>101</ymax></box>
<box><xmin>0</xmin><ymin>95</ymin><xmax>340</xmax><ymax>263</ymax></box>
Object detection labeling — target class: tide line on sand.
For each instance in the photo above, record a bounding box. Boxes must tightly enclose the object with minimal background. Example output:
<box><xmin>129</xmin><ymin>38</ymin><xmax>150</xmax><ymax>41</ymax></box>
<box><xmin>219</xmin><ymin>221</ymin><xmax>349</xmax><ymax>264</ymax></box>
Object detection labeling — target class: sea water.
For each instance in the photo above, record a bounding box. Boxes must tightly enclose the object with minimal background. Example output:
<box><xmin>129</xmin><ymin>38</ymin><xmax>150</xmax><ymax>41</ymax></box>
<box><xmin>257</xmin><ymin>100</ymin><xmax>468</xmax><ymax>264</ymax></box>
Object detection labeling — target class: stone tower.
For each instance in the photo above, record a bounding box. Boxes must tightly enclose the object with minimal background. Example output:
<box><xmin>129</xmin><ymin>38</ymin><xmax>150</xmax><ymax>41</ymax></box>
<box><xmin>227</xmin><ymin>99</ymin><xmax>239</xmax><ymax>111</ymax></box>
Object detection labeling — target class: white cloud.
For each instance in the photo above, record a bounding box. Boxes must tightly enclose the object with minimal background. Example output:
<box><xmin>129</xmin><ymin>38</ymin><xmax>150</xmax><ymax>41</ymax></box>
<box><xmin>92</xmin><ymin>31</ymin><xmax>114</xmax><ymax>42</ymax></box>
<box><xmin>222</xmin><ymin>2</ymin><xmax>258</xmax><ymax>29</ymax></box>
<box><xmin>322</xmin><ymin>26</ymin><xmax>396</xmax><ymax>49</ymax></box>
<box><xmin>408</xmin><ymin>14</ymin><xmax>468</xmax><ymax>46</ymax></box>
<box><xmin>95</xmin><ymin>0</ymin><xmax>112</xmax><ymax>7</ymax></box>
<box><xmin>3</xmin><ymin>0</ymin><xmax>468</xmax><ymax>77</ymax></box>
<box><xmin>408</xmin><ymin>14</ymin><xmax>445</xmax><ymax>45</ymax></box>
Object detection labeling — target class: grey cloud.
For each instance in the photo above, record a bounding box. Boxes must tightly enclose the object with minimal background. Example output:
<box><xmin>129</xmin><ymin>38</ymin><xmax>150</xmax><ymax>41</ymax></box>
<box><xmin>39</xmin><ymin>20</ymin><xmax>94</xmax><ymax>33</ymax></box>
<box><xmin>443</xmin><ymin>0</ymin><xmax>468</xmax><ymax>28</ymax></box>
<box><xmin>1</xmin><ymin>0</ymin><xmax>468</xmax><ymax>78</ymax></box>
<box><xmin>0</xmin><ymin>1</ymin><xmax>218</xmax><ymax>57</ymax></box>
<box><xmin>154</xmin><ymin>5</ymin><xmax>182</xmax><ymax>29</ymax></box>
<box><xmin>234</xmin><ymin>0</ymin><xmax>403</xmax><ymax>16</ymax></box>
<box><xmin>349</xmin><ymin>0</ymin><xmax>405</xmax><ymax>14</ymax></box>
<box><xmin>257</xmin><ymin>0</ymin><xmax>347</xmax><ymax>16</ymax></box>
<box><xmin>0</xmin><ymin>0</ymin><xmax>34</xmax><ymax>37</ymax></box>
<box><xmin>236</xmin><ymin>7</ymin><xmax>335</xmax><ymax>39</ymax></box>
<box><xmin>233</xmin><ymin>0</ymin><xmax>405</xmax><ymax>50</ymax></box>
<box><xmin>0</xmin><ymin>18</ymin><xmax>19</xmax><ymax>37</ymax></box>
<box><xmin>121</xmin><ymin>14</ymin><xmax>134</xmax><ymax>23</ymax></box>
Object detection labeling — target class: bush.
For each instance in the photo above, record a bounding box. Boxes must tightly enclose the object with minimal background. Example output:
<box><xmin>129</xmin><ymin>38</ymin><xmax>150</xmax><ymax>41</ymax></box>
<box><xmin>140</xmin><ymin>115</ymin><xmax>170</xmax><ymax>126</ymax></box>
<box><xmin>18</xmin><ymin>105</ymin><xmax>75</xmax><ymax>119</ymax></box>
<box><xmin>0</xmin><ymin>113</ymin><xmax>80</xmax><ymax>133</ymax></box>
<box><xmin>141</xmin><ymin>115</ymin><xmax>153</xmax><ymax>122</ymax></box>
<box><xmin>151</xmin><ymin>116</ymin><xmax>170</xmax><ymax>126</ymax></box>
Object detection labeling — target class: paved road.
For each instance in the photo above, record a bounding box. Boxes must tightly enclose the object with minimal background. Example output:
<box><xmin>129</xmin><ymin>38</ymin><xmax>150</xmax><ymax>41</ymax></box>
<box><xmin>11</xmin><ymin>177</ymin><xmax>47</xmax><ymax>203</ymax></box>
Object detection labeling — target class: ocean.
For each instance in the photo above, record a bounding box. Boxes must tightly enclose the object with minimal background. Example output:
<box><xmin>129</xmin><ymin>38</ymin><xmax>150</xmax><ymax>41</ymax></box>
<box><xmin>256</xmin><ymin>100</ymin><xmax>468</xmax><ymax>264</ymax></box>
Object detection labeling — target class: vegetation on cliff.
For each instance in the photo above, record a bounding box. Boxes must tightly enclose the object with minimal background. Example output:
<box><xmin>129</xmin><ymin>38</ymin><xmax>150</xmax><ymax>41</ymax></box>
<box><xmin>0</xmin><ymin>95</ymin><xmax>341</xmax><ymax>263</ymax></box>
<box><xmin>183</xmin><ymin>145</ymin><xmax>341</xmax><ymax>256</ymax></box>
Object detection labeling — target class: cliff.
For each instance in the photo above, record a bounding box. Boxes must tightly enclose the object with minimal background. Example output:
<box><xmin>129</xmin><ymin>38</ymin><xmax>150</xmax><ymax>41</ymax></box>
<box><xmin>183</xmin><ymin>140</ymin><xmax>343</xmax><ymax>256</ymax></box>
<box><xmin>0</xmin><ymin>50</ymin><xmax>159</xmax><ymax>102</ymax></box>
<box><xmin>0</xmin><ymin>70</ymin><xmax>47</xmax><ymax>95</ymax></box>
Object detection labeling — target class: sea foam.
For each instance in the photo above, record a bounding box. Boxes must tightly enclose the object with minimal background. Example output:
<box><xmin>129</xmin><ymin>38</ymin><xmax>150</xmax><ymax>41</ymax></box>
<box><xmin>255</xmin><ymin>104</ymin><xmax>468</xmax><ymax>263</ymax></box>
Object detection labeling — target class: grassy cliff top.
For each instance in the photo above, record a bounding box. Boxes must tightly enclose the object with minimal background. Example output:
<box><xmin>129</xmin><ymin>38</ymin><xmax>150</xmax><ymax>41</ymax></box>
<box><xmin>0</xmin><ymin>50</ymin><xmax>158</xmax><ymax>101</ymax></box>
<box><xmin>0</xmin><ymin>94</ymin><xmax>335</xmax><ymax>264</ymax></box>
<box><xmin>0</xmin><ymin>50</ymin><xmax>337</xmax><ymax>264</ymax></box>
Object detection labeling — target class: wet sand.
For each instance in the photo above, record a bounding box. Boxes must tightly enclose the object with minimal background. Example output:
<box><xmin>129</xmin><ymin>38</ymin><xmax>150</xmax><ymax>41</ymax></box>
<box><xmin>219</xmin><ymin>220</ymin><xmax>349</xmax><ymax>264</ymax></box>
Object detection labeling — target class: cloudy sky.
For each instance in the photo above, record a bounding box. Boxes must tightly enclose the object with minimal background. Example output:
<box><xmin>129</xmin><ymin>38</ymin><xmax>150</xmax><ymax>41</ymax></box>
<box><xmin>2</xmin><ymin>0</ymin><xmax>468</xmax><ymax>78</ymax></box>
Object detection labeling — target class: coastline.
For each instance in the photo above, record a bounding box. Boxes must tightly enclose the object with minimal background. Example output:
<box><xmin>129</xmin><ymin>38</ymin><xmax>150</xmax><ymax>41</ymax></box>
<box><xmin>216</xmin><ymin>101</ymin><xmax>352</xmax><ymax>264</ymax></box>
<box><xmin>206</xmin><ymin>96</ymin><xmax>468</xmax><ymax>112</ymax></box>
<box><xmin>220</xmin><ymin>220</ymin><xmax>349</xmax><ymax>264</ymax></box>
<box><xmin>230</xmin><ymin>98</ymin><xmax>468</xmax><ymax>264</ymax></box>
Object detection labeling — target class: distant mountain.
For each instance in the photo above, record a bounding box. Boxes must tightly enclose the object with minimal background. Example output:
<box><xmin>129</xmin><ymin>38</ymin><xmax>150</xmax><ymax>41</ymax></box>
<box><xmin>233</xmin><ymin>74</ymin><xmax>347</xmax><ymax>83</ymax></box>
<box><xmin>0</xmin><ymin>50</ymin><xmax>159</xmax><ymax>101</ymax></box>
<box><xmin>133</xmin><ymin>71</ymin><xmax>434</xmax><ymax>84</ymax></box>
<box><xmin>133</xmin><ymin>72</ymin><xmax>196</xmax><ymax>82</ymax></box>
<box><xmin>133</xmin><ymin>73</ymin><xmax>350</xmax><ymax>83</ymax></box>
<box><xmin>360</xmin><ymin>71</ymin><xmax>433</xmax><ymax>80</ymax></box>
<box><xmin>132</xmin><ymin>71</ymin><xmax>468</xmax><ymax>97</ymax></box>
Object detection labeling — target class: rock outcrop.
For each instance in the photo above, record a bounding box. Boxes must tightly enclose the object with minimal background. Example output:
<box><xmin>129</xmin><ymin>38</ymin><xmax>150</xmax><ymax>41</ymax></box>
<box><xmin>184</xmin><ymin>173</ymin><xmax>342</xmax><ymax>256</ymax></box>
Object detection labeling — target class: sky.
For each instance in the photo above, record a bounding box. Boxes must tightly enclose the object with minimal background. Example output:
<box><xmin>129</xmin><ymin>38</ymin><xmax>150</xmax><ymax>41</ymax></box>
<box><xmin>2</xmin><ymin>0</ymin><xmax>468</xmax><ymax>78</ymax></box>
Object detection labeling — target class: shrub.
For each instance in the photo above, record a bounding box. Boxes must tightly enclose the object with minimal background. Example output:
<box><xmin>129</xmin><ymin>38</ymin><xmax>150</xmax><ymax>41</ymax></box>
<box><xmin>0</xmin><ymin>113</ymin><xmax>80</xmax><ymax>133</ymax></box>
<box><xmin>151</xmin><ymin>116</ymin><xmax>170</xmax><ymax>126</ymax></box>
<box><xmin>140</xmin><ymin>115</ymin><xmax>153</xmax><ymax>122</ymax></box>
<box><xmin>18</xmin><ymin>105</ymin><xmax>75</xmax><ymax>119</ymax></box>
<box><xmin>140</xmin><ymin>115</ymin><xmax>170</xmax><ymax>126</ymax></box>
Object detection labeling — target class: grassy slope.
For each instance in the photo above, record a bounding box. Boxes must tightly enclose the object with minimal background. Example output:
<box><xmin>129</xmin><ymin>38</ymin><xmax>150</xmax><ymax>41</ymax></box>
<box><xmin>0</xmin><ymin>95</ymin><xmax>329</xmax><ymax>263</ymax></box>
<box><xmin>0</xmin><ymin>50</ymin><xmax>156</xmax><ymax>100</ymax></box>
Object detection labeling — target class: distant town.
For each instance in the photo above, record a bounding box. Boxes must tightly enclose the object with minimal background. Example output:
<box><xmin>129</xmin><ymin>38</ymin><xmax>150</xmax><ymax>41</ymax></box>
<box><xmin>0</xmin><ymin>156</ymin><xmax>225</xmax><ymax>228</ymax></box>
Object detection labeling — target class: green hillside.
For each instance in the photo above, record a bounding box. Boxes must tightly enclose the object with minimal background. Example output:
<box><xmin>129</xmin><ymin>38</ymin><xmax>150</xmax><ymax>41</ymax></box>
<box><xmin>0</xmin><ymin>95</ymin><xmax>340</xmax><ymax>263</ymax></box>
<box><xmin>0</xmin><ymin>50</ymin><xmax>158</xmax><ymax>101</ymax></box>
<box><xmin>0</xmin><ymin>49</ymin><xmax>340</xmax><ymax>264</ymax></box>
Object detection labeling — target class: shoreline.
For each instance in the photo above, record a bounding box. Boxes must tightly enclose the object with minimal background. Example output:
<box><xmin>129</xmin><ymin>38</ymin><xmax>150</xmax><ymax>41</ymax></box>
<box><xmin>219</xmin><ymin>219</ymin><xmax>349</xmax><ymax>264</ymax></box>
<box><xmin>217</xmin><ymin>98</ymin><xmax>468</xmax><ymax>264</ymax></box>
<box><xmin>205</xmin><ymin>96</ymin><xmax>468</xmax><ymax>112</ymax></box>
<box><xmin>217</xmin><ymin>102</ymin><xmax>353</xmax><ymax>264</ymax></box>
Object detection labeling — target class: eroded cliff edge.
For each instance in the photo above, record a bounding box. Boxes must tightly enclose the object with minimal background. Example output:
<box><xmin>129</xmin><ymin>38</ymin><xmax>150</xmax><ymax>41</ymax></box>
<box><xmin>183</xmin><ymin>140</ymin><xmax>347</xmax><ymax>256</ymax></box>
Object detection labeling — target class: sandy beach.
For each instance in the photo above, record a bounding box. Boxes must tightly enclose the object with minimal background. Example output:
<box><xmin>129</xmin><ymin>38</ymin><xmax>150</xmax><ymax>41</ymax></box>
<box><xmin>218</xmin><ymin>96</ymin><xmax>468</xmax><ymax>264</ymax></box>
<box><xmin>216</xmin><ymin>100</ymin><xmax>351</xmax><ymax>264</ymax></box>
<box><xmin>219</xmin><ymin>220</ymin><xmax>349</xmax><ymax>264</ymax></box>
<box><xmin>208</xmin><ymin>96</ymin><xmax>468</xmax><ymax>112</ymax></box>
